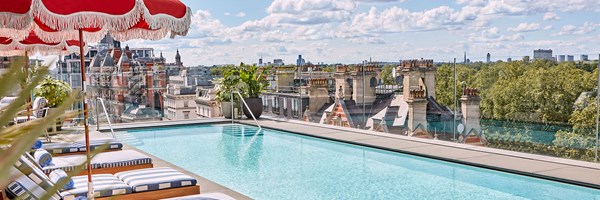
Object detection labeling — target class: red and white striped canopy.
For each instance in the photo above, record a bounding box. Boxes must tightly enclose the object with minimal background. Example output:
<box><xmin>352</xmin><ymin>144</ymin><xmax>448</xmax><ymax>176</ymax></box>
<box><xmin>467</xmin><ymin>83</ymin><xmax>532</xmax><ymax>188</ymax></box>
<box><xmin>0</xmin><ymin>0</ymin><xmax>191</xmax><ymax>43</ymax></box>
<box><xmin>0</xmin><ymin>31</ymin><xmax>86</xmax><ymax>56</ymax></box>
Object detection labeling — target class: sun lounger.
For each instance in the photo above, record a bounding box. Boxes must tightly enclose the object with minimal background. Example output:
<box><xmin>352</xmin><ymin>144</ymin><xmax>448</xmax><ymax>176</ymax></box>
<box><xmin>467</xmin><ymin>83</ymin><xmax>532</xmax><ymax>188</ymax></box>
<box><xmin>6</xmin><ymin>155</ymin><xmax>200</xmax><ymax>200</ymax></box>
<box><xmin>42</xmin><ymin>138</ymin><xmax>123</xmax><ymax>155</ymax></box>
<box><xmin>40</xmin><ymin>150</ymin><xmax>153</xmax><ymax>175</ymax></box>
<box><xmin>164</xmin><ymin>192</ymin><xmax>237</xmax><ymax>200</ymax></box>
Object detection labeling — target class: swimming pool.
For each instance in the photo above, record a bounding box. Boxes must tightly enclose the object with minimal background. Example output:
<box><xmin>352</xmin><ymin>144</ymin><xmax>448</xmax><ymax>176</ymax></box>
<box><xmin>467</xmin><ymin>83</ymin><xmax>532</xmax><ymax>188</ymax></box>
<box><xmin>121</xmin><ymin>124</ymin><xmax>600</xmax><ymax>200</ymax></box>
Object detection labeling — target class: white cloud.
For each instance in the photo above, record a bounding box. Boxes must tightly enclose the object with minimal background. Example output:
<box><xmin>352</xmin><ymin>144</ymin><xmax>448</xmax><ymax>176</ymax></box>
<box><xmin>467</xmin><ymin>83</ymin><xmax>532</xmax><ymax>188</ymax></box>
<box><xmin>543</xmin><ymin>12</ymin><xmax>560</xmax><ymax>21</ymax></box>
<box><xmin>556</xmin><ymin>22</ymin><xmax>599</xmax><ymax>36</ymax></box>
<box><xmin>224</xmin><ymin>12</ymin><xmax>231</xmax><ymax>16</ymax></box>
<box><xmin>507</xmin><ymin>23</ymin><xmax>541</xmax><ymax>32</ymax></box>
<box><xmin>236</xmin><ymin>12</ymin><xmax>246</xmax><ymax>17</ymax></box>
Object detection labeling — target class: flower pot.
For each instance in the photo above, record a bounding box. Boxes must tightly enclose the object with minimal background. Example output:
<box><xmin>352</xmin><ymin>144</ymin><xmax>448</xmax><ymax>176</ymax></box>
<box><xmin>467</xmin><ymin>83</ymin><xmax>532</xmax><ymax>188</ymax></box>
<box><xmin>242</xmin><ymin>97</ymin><xmax>263</xmax><ymax>119</ymax></box>
<box><xmin>221</xmin><ymin>101</ymin><xmax>241</xmax><ymax>119</ymax></box>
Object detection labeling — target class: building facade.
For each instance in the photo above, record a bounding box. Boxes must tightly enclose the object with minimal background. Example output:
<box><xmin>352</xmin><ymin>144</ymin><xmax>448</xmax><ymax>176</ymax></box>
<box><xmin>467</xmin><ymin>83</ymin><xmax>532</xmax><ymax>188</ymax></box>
<box><xmin>533</xmin><ymin>49</ymin><xmax>553</xmax><ymax>61</ymax></box>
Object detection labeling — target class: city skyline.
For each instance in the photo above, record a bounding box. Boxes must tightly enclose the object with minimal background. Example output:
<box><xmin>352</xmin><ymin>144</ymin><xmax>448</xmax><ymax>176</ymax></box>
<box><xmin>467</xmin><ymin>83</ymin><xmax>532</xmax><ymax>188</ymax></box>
<box><xmin>40</xmin><ymin>0</ymin><xmax>600</xmax><ymax>65</ymax></box>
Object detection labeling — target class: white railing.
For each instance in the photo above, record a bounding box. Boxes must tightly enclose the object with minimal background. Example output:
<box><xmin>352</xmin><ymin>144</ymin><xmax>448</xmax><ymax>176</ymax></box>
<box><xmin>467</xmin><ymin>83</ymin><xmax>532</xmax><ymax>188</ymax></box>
<box><xmin>95</xmin><ymin>97</ymin><xmax>115</xmax><ymax>138</ymax></box>
<box><xmin>231</xmin><ymin>91</ymin><xmax>262</xmax><ymax>131</ymax></box>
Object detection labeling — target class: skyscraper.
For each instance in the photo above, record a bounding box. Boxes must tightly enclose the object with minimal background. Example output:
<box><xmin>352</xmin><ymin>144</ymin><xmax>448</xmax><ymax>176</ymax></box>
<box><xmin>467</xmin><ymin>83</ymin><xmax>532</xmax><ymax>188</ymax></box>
<box><xmin>486</xmin><ymin>53</ymin><xmax>491</xmax><ymax>63</ymax></box>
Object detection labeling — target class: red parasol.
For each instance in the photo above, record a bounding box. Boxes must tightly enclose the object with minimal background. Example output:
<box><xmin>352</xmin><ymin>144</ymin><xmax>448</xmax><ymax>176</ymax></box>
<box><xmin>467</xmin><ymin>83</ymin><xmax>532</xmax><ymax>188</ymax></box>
<box><xmin>0</xmin><ymin>0</ymin><xmax>192</xmax><ymax>198</ymax></box>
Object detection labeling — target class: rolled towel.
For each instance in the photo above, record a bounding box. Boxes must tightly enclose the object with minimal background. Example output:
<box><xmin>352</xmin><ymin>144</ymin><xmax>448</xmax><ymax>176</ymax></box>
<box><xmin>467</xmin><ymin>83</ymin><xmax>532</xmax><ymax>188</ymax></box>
<box><xmin>31</xmin><ymin>139</ymin><xmax>43</xmax><ymax>149</ymax></box>
<box><xmin>49</xmin><ymin>169</ymin><xmax>74</xmax><ymax>190</ymax></box>
<box><xmin>33</xmin><ymin>149</ymin><xmax>52</xmax><ymax>167</ymax></box>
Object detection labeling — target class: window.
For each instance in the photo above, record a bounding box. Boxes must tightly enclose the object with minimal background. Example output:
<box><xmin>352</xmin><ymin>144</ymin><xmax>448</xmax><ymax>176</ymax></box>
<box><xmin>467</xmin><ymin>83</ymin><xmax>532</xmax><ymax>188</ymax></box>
<box><xmin>184</xmin><ymin>101</ymin><xmax>189</xmax><ymax>108</ymax></box>
<box><xmin>184</xmin><ymin>111</ymin><xmax>190</xmax><ymax>119</ymax></box>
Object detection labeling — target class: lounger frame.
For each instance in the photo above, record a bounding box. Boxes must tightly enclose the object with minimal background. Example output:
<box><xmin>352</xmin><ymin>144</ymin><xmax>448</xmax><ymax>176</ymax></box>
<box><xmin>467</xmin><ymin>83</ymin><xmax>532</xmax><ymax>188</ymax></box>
<box><xmin>96</xmin><ymin>185</ymin><xmax>200</xmax><ymax>200</ymax></box>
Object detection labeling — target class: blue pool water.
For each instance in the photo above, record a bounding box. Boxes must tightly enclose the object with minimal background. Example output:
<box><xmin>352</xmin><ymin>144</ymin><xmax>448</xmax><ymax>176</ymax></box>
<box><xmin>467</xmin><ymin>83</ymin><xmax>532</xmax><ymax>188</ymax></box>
<box><xmin>122</xmin><ymin>124</ymin><xmax>600</xmax><ymax>200</ymax></box>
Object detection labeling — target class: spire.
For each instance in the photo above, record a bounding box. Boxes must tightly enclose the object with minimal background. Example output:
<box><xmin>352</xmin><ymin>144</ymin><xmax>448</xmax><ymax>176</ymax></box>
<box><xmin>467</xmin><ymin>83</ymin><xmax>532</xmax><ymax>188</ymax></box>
<box><xmin>175</xmin><ymin>49</ymin><xmax>181</xmax><ymax>65</ymax></box>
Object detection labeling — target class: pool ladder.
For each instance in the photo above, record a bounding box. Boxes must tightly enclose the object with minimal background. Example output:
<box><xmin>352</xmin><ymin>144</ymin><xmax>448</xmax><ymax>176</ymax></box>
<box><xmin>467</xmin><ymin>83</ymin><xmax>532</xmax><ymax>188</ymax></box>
<box><xmin>95</xmin><ymin>97</ymin><xmax>115</xmax><ymax>138</ymax></box>
<box><xmin>230</xmin><ymin>91</ymin><xmax>262</xmax><ymax>134</ymax></box>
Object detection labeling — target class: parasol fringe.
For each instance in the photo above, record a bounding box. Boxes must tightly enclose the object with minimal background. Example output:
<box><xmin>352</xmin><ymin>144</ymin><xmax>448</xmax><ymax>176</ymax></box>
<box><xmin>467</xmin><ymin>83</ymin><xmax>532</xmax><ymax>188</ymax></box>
<box><xmin>110</xmin><ymin>28</ymin><xmax>169</xmax><ymax>42</ymax></box>
<box><xmin>141</xmin><ymin>4</ymin><xmax>191</xmax><ymax>37</ymax></box>
<box><xmin>32</xmin><ymin>0</ymin><xmax>144</xmax><ymax>31</ymax></box>
<box><xmin>33</xmin><ymin>24</ymin><xmax>108</xmax><ymax>43</ymax></box>
<box><xmin>0</xmin><ymin>40</ymin><xmax>86</xmax><ymax>56</ymax></box>
<box><xmin>0</xmin><ymin>10</ymin><xmax>32</xmax><ymax>30</ymax></box>
<box><xmin>0</xmin><ymin>27</ymin><xmax>31</xmax><ymax>41</ymax></box>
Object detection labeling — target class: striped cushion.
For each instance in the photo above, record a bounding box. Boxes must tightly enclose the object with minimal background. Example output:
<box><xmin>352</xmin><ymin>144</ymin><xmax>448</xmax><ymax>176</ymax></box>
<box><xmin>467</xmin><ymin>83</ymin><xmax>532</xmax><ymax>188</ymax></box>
<box><xmin>92</xmin><ymin>150</ymin><xmax>152</xmax><ymax>169</ymax></box>
<box><xmin>6</xmin><ymin>156</ymin><xmax>62</xmax><ymax>200</ymax></box>
<box><xmin>33</xmin><ymin>149</ymin><xmax>53</xmax><ymax>167</ymax></box>
<box><xmin>14</xmin><ymin>116</ymin><xmax>38</xmax><ymax>124</ymax></box>
<box><xmin>43</xmin><ymin>142</ymin><xmax>81</xmax><ymax>154</ymax></box>
<box><xmin>74</xmin><ymin>139</ymin><xmax>124</xmax><ymax>152</ymax></box>
<box><xmin>43</xmin><ymin>139</ymin><xmax>123</xmax><ymax>154</ymax></box>
<box><xmin>60</xmin><ymin>174</ymin><xmax>132</xmax><ymax>199</ymax></box>
<box><xmin>115</xmin><ymin>167</ymin><xmax>197</xmax><ymax>192</ymax></box>
<box><xmin>42</xmin><ymin>150</ymin><xmax>151</xmax><ymax>174</ymax></box>
<box><xmin>42</xmin><ymin>155</ymin><xmax>87</xmax><ymax>174</ymax></box>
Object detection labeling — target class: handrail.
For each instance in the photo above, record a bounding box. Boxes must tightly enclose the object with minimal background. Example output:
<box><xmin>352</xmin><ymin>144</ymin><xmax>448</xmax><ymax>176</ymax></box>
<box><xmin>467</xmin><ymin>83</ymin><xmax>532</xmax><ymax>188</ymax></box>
<box><xmin>95</xmin><ymin>97</ymin><xmax>115</xmax><ymax>138</ymax></box>
<box><xmin>232</xmin><ymin>91</ymin><xmax>262</xmax><ymax>131</ymax></box>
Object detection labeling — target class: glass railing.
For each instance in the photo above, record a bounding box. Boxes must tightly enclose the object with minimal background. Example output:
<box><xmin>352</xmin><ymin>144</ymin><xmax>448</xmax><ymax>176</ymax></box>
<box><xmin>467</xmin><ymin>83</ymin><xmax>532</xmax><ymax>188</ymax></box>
<box><xmin>64</xmin><ymin>59</ymin><xmax>600</xmax><ymax>163</ymax></box>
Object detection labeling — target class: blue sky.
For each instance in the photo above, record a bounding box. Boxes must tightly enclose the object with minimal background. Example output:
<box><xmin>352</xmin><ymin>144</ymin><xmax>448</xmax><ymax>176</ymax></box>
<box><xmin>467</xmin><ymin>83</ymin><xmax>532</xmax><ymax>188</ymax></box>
<box><xmin>121</xmin><ymin>0</ymin><xmax>600</xmax><ymax>66</ymax></box>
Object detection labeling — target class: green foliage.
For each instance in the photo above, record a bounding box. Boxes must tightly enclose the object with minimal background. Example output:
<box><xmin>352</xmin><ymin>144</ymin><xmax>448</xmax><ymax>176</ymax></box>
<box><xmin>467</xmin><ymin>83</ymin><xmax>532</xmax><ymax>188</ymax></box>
<box><xmin>0</xmin><ymin>58</ymin><xmax>79</xmax><ymax>191</ymax></box>
<box><xmin>34</xmin><ymin>77</ymin><xmax>72</xmax><ymax>107</ymax></box>
<box><xmin>214</xmin><ymin>66</ymin><xmax>245</xmax><ymax>102</ymax></box>
<box><xmin>380</xmin><ymin>65</ymin><xmax>396</xmax><ymax>85</ymax></box>
<box><xmin>438</xmin><ymin>60</ymin><xmax>596</xmax><ymax>123</ymax></box>
<box><xmin>238</xmin><ymin>63</ymin><xmax>269</xmax><ymax>98</ymax></box>
<box><xmin>435</xmin><ymin>64</ymin><xmax>477</xmax><ymax>110</ymax></box>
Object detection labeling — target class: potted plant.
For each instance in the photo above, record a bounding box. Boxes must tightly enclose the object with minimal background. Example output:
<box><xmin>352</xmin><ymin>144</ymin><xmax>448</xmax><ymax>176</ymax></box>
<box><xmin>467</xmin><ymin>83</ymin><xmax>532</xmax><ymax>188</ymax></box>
<box><xmin>34</xmin><ymin>77</ymin><xmax>72</xmax><ymax>131</ymax></box>
<box><xmin>238</xmin><ymin>63</ymin><xmax>269</xmax><ymax>119</ymax></box>
<box><xmin>214</xmin><ymin>66</ymin><xmax>246</xmax><ymax>119</ymax></box>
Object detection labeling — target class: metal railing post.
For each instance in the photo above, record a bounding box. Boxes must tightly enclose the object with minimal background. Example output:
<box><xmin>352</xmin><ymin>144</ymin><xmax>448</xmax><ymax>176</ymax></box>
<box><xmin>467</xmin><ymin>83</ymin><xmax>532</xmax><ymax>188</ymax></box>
<box><xmin>96</xmin><ymin>98</ymin><xmax>115</xmax><ymax>138</ymax></box>
<box><xmin>234</xmin><ymin>91</ymin><xmax>262</xmax><ymax>130</ymax></box>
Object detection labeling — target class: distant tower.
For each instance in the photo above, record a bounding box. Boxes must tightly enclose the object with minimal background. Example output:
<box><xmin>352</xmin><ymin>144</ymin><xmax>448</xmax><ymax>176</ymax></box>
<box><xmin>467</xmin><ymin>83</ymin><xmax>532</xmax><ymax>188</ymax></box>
<box><xmin>297</xmin><ymin>55</ymin><xmax>303</xmax><ymax>66</ymax></box>
<box><xmin>160</xmin><ymin>51</ymin><xmax>165</xmax><ymax>62</ymax></box>
<box><xmin>259</xmin><ymin>57</ymin><xmax>263</xmax><ymax>66</ymax></box>
<box><xmin>486</xmin><ymin>53</ymin><xmax>491</xmax><ymax>63</ymax></box>
<box><xmin>175</xmin><ymin>49</ymin><xmax>182</xmax><ymax>66</ymax></box>
<box><xmin>463</xmin><ymin>52</ymin><xmax>467</xmax><ymax>64</ymax></box>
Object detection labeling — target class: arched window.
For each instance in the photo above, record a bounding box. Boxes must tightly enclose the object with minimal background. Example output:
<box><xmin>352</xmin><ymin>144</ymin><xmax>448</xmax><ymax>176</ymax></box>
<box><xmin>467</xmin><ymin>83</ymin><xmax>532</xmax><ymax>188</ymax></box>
<box><xmin>370</xmin><ymin>77</ymin><xmax>377</xmax><ymax>87</ymax></box>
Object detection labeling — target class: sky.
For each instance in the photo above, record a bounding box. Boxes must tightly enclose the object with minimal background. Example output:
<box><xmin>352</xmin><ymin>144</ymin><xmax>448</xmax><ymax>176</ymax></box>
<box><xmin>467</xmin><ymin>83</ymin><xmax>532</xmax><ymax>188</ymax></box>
<box><xmin>116</xmin><ymin>0</ymin><xmax>600</xmax><ymax>66</ymax></box>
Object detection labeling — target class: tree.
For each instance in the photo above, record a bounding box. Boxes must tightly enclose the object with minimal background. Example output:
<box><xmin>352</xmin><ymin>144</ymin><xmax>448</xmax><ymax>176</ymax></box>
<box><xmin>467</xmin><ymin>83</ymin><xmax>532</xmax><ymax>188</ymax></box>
<box><xmin>380</xmin><ymin>65</ymin><xmax>396</xmax><ymax>85</ymax></box>
<box><xmin>435</xmin><ymin>64</ymin><xmax>477</xmax><ymax>110</ymax></box>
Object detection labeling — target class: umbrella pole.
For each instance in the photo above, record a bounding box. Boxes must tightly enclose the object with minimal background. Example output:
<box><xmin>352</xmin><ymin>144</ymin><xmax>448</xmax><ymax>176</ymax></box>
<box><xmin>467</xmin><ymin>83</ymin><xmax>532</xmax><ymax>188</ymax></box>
<box><xmin>78</xmin><ymin>29</ymin><xmax>94</xmax><ymax>199</ymax></box>
<box><xmin>25</xmin><ymin>51</ymin><xmax>30</xmax><ymax>121</ymax></box>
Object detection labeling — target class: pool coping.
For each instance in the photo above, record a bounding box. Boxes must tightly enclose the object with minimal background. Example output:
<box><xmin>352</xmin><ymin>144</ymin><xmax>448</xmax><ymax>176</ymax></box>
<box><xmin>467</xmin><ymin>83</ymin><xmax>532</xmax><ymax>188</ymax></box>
<box><xmin>99</xmin><ymin>118</ymin><xmax>600</xmax><ymax>190</ymax></box>
<box><xmin>238</xmin><ymin>117</ymin><xmax>600</xmax><ymax>190</ymax></box>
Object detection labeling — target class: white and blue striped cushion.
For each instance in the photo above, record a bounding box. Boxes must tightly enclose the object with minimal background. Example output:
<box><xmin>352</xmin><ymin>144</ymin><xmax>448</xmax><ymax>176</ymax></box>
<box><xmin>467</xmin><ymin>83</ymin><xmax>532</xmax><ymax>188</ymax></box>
<box><xmin>92</xmin><ymin>150</ymin><xmax>152</xmax><ymax>169</ymax></box>
<box><xmin>115</xmin><ymin>167</ymin><xmax>197</xmax><ymax>192</ymax></box>
<box><xmin>74</xmin><ymin>139</ymin><xmax>123</xmax><ymax>152</ymax></box>
<box><xmin>49</xmin><ymin>169</ymin><xmax>74</xmax><ymax>190</ymax></box>
<box><xmin>60</xmin><ymin>174</ymin><xmax>132</xmax><ymax>199</ymax></box>
<box><xmin>33</xmin><ymin>149</ymin><xmax>53</xmax><ymax>167</ymax></box>
<box><xmin>43</xmin><ymin>142</ymin><xmax>81</xmax><ymax>154</ymax></box>
<box><xmin>41</xmin><ymin>150</ymin><xmax>151</xmax><ymax>174</ymax></box>
<box><xmin>43</xmin><ymin>139</ymin><xmax>123</xmax><ymax>154</ymax></box>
